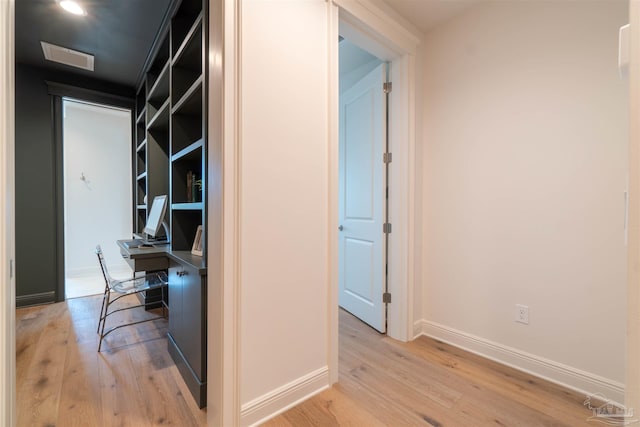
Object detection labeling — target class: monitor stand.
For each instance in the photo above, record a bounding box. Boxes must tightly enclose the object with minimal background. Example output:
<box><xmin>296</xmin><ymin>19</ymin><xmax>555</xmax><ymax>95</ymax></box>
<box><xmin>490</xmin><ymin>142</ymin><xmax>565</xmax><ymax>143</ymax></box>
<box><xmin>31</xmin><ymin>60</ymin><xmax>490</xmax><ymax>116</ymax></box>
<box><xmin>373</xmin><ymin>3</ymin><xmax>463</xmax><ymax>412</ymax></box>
<box><xmin>144</xmin><ymin>221</ymin><xmax>170</xmax><ymax>245</ymax></box>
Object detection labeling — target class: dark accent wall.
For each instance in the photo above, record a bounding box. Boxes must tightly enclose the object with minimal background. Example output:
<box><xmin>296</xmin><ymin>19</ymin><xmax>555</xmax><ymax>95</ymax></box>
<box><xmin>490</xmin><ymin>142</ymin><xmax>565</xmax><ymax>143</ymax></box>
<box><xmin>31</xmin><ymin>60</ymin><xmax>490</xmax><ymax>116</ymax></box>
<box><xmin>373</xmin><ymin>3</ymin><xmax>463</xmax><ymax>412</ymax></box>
<box><xmin>15</xmin><ymin>63</ymin><xmax>134</xmax><ymax>306</ymax></box>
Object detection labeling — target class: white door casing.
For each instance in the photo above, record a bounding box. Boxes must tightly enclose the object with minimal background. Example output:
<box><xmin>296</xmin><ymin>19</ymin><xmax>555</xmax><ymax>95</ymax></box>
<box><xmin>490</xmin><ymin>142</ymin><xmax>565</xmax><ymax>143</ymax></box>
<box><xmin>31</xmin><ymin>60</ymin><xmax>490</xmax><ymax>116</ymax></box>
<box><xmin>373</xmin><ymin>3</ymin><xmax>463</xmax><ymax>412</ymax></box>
<box><xmin>0</xmin><ymin>0</ymin><xmax>16</xmax><ymax>424</ymax></box>
<box><xmin>338</xmin><ymin>62</ymin><xmax>387</xmax><ymax>333</ymax></box>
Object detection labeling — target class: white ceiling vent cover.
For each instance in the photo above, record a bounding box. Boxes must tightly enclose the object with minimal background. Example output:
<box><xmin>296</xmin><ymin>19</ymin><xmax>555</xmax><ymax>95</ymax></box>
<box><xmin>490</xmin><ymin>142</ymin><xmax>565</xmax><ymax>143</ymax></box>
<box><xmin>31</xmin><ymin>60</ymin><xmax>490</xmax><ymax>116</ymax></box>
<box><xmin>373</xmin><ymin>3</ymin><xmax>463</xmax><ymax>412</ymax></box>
<box><xmin>40</xmin><ymin>41</ymin><xmax>94</xmax><ymax>71</ymax></box>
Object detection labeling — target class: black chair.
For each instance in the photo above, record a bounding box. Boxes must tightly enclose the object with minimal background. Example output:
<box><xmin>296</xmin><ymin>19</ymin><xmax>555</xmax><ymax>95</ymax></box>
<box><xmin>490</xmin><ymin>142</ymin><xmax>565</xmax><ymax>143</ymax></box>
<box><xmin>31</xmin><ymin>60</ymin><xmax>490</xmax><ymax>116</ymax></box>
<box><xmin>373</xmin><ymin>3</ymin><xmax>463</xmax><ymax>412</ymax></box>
<box><xmin>95</xmin><ymin>245</ymin><xmax>168</xmax><ymax>352</ymax></box>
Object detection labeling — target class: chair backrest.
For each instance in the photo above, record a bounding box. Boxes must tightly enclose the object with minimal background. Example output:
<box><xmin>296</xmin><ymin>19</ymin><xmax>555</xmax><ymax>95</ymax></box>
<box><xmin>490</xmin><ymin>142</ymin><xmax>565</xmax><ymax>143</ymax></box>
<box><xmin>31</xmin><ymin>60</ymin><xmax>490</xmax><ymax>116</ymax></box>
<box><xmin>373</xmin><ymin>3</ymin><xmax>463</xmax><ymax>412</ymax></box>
<box><xmin>95</xmin><ymin>245</ymin><xmax>113</xmax><ymax>288</ymax></box>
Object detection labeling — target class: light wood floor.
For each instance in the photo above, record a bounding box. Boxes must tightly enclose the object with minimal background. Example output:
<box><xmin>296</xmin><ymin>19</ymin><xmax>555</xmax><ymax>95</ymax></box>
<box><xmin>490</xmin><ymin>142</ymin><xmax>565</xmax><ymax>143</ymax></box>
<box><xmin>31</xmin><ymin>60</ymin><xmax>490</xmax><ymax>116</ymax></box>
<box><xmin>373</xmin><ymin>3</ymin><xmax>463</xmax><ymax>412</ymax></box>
<box><xmin>264</xmin><ymin>310</ymin><xmax>595</xmax><ymax>427</ymax></box>
<box><xmin>17</xmin><ymin>299</ymin><xmax>595</xmax><ymax>426</ymax></box>
<box><xmin>16</xmin><ymin>294</ymin><xmax>206</xmax><ymax>427</ymax></box>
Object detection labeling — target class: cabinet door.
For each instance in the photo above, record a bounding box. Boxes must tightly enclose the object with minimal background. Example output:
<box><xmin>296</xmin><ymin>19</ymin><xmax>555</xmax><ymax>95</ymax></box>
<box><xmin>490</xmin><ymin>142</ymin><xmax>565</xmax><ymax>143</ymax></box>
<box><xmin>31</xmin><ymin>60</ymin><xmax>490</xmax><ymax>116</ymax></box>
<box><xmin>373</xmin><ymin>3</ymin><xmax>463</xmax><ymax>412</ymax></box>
<box><xmin>168</xmin><ymin>262</ymin><xmax>184</xmax><ymax>347</ymax></box>
<box><xmin>181</xmin><ymin>265</ymin><xmax>206</xmax><ymax>379</ymax></box>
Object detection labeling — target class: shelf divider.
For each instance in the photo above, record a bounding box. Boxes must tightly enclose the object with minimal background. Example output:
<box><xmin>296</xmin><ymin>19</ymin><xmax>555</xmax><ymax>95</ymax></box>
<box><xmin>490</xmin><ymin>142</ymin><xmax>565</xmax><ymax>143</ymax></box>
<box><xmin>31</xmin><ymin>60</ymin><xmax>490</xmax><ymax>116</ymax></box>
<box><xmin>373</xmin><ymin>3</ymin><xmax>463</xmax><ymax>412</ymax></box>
<box><xmin>171</xmin><ymin>76</ymin><xmax>203</xmax><ymax>115</ymax></box>
<box><xmin>147</xmin><ymin>98</ymin><xmax>170</xmax><ymax>130</ymax></box>
<box><xmin>171</xmin><ymin>202</ymin><xmax>204</xmax><ymax>211</ymax></box>
<box><xmin>171</xmin><ymin>138</ymin><xmax>203</xmax><ymax>162</ymax></box>
<box><xmin>172</xmin><ymin>13</ymin><xmax>203</xmax><ymax>65</ymax></box>
<box><xmin>147</xmin><ymin>60</ymin><xmax>170</xmax><ymax>101</ymax></box>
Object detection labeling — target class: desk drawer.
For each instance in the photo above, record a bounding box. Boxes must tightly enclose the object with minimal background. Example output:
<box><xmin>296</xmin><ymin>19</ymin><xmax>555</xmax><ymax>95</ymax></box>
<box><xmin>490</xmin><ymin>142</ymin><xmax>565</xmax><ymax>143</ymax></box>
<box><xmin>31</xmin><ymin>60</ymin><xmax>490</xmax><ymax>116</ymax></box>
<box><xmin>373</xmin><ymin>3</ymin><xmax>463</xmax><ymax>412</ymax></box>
<box><xmin>120</xmin><ymin>249</ymin><xmax>168</xmax><ymax>272</ymax></box>
<box><xmin>134</xmin><ymin>257</ymin><xmax>169</xmax><ymax>272</ymax></box>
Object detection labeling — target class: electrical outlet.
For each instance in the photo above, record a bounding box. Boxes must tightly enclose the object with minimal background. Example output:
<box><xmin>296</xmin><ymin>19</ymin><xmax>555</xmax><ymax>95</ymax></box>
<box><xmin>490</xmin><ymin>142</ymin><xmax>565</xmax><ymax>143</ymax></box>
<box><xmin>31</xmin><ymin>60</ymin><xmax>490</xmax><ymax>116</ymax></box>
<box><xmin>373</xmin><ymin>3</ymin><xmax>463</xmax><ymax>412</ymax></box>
<box><xmin>515</xmin><ymin>304</ymin><xmax>529</xmax><ymax>324</ymax></box>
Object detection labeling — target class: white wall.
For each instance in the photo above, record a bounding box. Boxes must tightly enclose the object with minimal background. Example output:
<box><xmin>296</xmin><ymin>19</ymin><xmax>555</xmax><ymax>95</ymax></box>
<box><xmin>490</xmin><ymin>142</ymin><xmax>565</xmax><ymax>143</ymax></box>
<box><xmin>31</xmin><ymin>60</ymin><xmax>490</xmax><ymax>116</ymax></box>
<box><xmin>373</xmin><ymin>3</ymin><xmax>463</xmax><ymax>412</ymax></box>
<box><xmin>419</xmin><ymin>1</ymin><xmax>628</xmax><ymax>399</ymax></box>
<box><xmin>239</xmin><ymin>0</ymin><xmax>330</xmax><ymax>424</ymax></box>
<box><xmin>63</xmin><ymin>100</ymin><xmax>132</xmax><ymax>277</ymax></box>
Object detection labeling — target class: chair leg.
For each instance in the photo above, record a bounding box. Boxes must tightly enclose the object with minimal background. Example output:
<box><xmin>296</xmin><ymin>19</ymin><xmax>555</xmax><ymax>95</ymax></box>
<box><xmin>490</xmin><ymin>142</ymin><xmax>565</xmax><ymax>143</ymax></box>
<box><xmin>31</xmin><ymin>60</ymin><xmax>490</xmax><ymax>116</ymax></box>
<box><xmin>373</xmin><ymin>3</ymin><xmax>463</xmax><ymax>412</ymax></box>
<box><xmin>162</xmin><ymin>285</ymin><xmax>167</xmax><ymax>318</ymax></box>
<box><xmin>98</xmin><ymin>290</ymin><xmax>111</xmax><ymax>352</ymax></box>
<box><xmin>97</xmin><ymin>286</ymin><xmax>109</xmax><ymax>334</ymax></box>
<box><xmin>97</xmin><ymin>282</ymin><xmax>168</xmax><ymax>352</ymax></box>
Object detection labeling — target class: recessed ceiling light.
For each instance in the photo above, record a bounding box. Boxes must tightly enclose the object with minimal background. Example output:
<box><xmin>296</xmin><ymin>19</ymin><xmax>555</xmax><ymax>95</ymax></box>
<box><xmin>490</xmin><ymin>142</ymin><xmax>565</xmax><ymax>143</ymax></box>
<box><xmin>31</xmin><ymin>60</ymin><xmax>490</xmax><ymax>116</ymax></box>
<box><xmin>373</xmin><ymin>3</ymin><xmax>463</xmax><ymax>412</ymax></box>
<box><xmin>58</xmin><ymin>1</ymin><xmax>87</xmax><ymax>16</ymax></box>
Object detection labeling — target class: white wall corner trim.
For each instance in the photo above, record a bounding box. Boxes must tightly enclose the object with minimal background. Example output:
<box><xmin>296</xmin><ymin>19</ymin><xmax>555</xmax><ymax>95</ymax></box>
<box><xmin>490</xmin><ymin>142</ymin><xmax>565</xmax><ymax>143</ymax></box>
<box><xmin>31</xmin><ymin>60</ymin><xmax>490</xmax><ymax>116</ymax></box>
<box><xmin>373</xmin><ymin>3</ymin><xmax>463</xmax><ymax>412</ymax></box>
<box><xmin>240</xmin><ymin>367</ymin><xmax>330</xmax><ymax>427</ymax></box>
<box><xmin>627</xmin><ymin>0</ymin><xmax>640</xmax><ymax>416</ymax></box>
<box><xmin>0</xmin><ymin>0</ymin><xmax>16</xmax><ymax>425</ymax></box>
<box><xmin>327</xmin><ymin>0</ymin><xmax>340</xmax><ymax>387</ymax></box>
<box><xmin>208</xmin><ymin>0</ymin><xmax>241</xmax><ymax>425</ymax></box>
<box><xmin>415</xmin><ymin>320</ymin><xmax>624</xmax><ymax>404</ymax></box>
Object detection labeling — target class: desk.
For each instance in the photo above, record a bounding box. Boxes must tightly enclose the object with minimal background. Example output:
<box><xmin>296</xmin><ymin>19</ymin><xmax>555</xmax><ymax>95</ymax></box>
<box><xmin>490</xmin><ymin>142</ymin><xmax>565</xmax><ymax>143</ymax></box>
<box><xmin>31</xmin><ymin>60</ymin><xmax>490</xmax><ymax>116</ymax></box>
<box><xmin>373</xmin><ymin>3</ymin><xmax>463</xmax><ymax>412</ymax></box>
<box><xmin>117</xmin><ymin>240</ymin><xmax>169</xmax><ymax>309</ymax></box>
<box><xmin>116</xmin><ymin>239</ymin><xmax>207</xmax><ymax>408</ymax></box>
<box><xmin>116</xmin><ymin>240</ymin><xmax>170</xmax><ymax>272</ymax></box>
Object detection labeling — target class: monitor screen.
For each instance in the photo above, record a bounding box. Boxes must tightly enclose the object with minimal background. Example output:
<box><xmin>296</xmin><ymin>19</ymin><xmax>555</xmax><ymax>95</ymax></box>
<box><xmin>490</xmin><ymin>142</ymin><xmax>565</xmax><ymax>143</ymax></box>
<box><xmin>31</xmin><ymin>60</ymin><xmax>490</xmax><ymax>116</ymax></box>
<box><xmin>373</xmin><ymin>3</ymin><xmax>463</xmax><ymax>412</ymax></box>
<box><xmin>143</xmin><ymin>195</ymin><xmax>168</xmax><ymax>239</ymax></box>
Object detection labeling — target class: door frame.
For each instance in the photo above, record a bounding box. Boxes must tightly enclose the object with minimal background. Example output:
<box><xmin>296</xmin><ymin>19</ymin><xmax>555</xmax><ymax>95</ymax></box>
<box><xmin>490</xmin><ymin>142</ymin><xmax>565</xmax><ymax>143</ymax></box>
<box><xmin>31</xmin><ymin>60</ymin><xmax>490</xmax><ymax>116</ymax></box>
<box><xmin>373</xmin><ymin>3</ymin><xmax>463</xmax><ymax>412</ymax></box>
<box><xmin>59</xmin><ymin>97</ymin><xmax>133</xmax><ymax>299</ymax></box>
<box><xmin>329</xmin><ymin>0</ymin><xmax>421</xmax><ymax>383</ymax></box>
<box><xmin>627</xmin><ymin>0</ymin><xmax>640</xmax><ymax>415</ymax></box>
<box><xmin>0</xmin><ymin>0</ymin><xmax>15</xmax><ymax>425</ymax></box>
<box><xmin>48</xmin><ymin>84</ymin><xmax>133</xmax><ymax>302</ymax></box>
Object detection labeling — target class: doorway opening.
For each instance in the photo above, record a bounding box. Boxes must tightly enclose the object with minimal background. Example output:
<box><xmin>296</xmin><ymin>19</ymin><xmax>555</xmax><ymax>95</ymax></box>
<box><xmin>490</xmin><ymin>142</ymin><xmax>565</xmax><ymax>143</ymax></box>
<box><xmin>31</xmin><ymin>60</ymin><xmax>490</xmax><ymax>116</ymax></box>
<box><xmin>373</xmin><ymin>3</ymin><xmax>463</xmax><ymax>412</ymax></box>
<box><xmin>338</xmin><ymin>37</ymin><xmax>388</xmax><ymax>333</ymax></box>
<box><xmin>330</xmin><ymin>5</ymin><xmax>419</xmax><ymax>385</ymax></box>
<box><xmin>62</xmin><ymin>99</ymin><xmax>132</xmax><ymax>299</ymax></box>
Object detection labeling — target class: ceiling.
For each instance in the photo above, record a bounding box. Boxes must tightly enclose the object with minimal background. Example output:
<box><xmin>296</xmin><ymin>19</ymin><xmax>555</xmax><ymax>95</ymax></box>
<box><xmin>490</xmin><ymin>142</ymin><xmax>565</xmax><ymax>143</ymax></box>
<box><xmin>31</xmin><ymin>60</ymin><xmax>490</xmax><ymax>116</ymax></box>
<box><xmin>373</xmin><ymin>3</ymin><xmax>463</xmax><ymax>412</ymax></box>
<box><xmin>15</xmin><ymin>0</ymin><xmax>477</xmax><ymax>89</ymax></box>
<box><xmin>15</xmin><ymin>0</ymin><xmax>174</xmax><ymax>88</ymax></box>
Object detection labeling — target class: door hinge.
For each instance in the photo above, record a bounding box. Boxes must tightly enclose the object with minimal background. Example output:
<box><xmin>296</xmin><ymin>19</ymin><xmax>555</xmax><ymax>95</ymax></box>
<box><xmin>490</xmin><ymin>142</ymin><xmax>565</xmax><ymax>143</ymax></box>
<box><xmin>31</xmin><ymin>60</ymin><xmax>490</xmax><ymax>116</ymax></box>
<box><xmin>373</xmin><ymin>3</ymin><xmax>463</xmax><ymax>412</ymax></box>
<box><xmin>383</xmin><ymin>292</ymin><xmax>392</xmax><ymax>303</ymax></box>
<box><xmin>383</xmin><ymin>223</ymin><xmax>392</xmax><ymax>234</ymax></box>
<box><xmin>383</xmin><ymin>152</ymin><xmax>392</xmax><ymax>164</ymax></box>
<box><xmin>383</xmin><ymin>82</ymin><xmax>392</xmax><ymax>94</ymax></box>
<box><xmin>9</xmin><ymin>259</ymin><xmax>13</xmax><ymax>279</ymax></box>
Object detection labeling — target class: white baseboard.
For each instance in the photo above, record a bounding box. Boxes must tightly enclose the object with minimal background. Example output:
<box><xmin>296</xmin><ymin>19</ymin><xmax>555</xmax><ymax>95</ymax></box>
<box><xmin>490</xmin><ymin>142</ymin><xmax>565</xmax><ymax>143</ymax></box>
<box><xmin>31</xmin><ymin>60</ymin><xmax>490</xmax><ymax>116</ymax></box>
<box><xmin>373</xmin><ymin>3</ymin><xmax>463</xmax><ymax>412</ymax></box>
<box><xmin>414</xmin><ymin>319</ymin><xmax>624</xmax><ymax>404</ymax></box>
<box><xmin>240</xmin><ymin>366</ymin><xmax>330</xmax><ymax>427</ymax></box>
<box><xmin>66</xmin><ymin>266</ymin><xmax>100</xmax><ymax>278</ymax></box>
<box><xmin>66</xmin><ymin>264</ymin><xmax>130</xmax><ymax>279</ymax></box>
<box><xmin>106</xmin><ymin>264</ymin><xmax>132</xmax><ymax>277</ymax></box>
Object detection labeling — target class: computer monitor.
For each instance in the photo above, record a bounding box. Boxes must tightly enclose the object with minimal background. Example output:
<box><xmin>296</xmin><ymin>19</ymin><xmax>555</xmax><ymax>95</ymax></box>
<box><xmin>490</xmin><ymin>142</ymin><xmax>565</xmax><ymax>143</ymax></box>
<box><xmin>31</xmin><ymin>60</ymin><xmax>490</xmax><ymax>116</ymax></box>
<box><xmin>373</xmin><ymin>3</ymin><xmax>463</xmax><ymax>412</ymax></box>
<box><xmin>143</xmin><ymin>195</ymin><xmax>169</xmax><ymax>242</ymax></box>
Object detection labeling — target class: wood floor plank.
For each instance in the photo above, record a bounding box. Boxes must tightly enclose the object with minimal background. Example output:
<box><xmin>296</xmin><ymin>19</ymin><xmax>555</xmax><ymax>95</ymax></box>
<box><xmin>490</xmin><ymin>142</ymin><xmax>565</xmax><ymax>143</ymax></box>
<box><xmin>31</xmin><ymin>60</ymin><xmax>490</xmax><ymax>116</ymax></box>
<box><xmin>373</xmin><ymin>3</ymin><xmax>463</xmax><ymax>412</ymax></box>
<box><xmin>404</xmin><ymin>337</ymin><xmax>591</xmax><ymax>425</ymax></box>
<box><xmin>57</xmin><ymin>341</ymin><xmax>104</xmax><ymax>427</ymax></box>
<box><xmin>126</xmin><ymin>322</ymin><xmax>205</xmax><ymax>426</ymax></box>
<box><xmin>263</xmin><ymin>387</ymin><xmax>387</xmax><ymax>427</ymax></box>
<box><xmin>15</xmin><ymin>303</ymin><xmax>65</xmax><ymax>388</ymax></box>
<box><xmin>16</xmin><ymin>295</ymin><xmax>206</xmax><ymax>427</ymax></box>
<box><xmin>16</xmin><ymin>302</ymin><xmax>70</xmax><ymax>427</ymax></box>
<box><xmin>339</xmin><ymin>325</ymin><xmax>463</xmax><ymax>410</ymax></box>
<box><xmin>267</xmin><ymin>309</ymin><xmax>596</xmax><ymax>426</ymax></box>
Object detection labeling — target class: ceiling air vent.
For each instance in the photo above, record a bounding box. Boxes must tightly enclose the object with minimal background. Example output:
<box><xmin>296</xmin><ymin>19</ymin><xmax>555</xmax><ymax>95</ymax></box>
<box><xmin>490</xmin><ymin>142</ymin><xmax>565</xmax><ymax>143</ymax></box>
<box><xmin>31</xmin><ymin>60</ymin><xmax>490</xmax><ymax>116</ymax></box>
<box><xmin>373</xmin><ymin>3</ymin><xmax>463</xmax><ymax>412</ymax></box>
<box><xmin>40</xmin><ymin>41</ymin><xmax>94</xmax><ymax>71</ymax></box>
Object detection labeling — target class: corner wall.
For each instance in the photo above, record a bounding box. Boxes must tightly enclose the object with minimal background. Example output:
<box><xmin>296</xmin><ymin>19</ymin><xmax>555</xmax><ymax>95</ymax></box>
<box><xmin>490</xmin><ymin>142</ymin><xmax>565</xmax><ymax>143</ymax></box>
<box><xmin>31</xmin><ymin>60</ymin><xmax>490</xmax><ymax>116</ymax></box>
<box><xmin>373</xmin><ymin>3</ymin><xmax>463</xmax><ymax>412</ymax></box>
<box><xmin>238</xmin><ymin>0</ymin><xmax>330</xmax><ymax>424</ymax></box>
<box><xmin>418</xmin><ymin>1</ymin><xmax>628</xmax><ymax>400</ymax></box>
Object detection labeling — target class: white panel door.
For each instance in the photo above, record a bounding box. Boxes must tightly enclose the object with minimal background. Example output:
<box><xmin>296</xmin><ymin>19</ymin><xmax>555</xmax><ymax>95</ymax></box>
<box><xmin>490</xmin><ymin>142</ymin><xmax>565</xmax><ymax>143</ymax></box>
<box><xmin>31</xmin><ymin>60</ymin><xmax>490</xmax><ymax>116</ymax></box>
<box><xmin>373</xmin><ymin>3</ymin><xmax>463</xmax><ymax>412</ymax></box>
<box><xmin>339</xmin><ymin>63</ymin><xmax>387</xmax><ymax>333</ymax></box>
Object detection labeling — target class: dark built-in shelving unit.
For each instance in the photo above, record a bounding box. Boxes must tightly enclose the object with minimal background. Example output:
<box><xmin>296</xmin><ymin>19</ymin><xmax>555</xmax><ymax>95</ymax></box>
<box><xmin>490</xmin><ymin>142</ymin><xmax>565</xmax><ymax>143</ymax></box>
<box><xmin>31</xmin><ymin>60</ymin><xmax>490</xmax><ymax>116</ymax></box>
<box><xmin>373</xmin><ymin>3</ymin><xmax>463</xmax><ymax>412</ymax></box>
<box><xmin>133</xmin><ymin>0</ymin><xmax>207</xmax><ymax>408</ymax></box>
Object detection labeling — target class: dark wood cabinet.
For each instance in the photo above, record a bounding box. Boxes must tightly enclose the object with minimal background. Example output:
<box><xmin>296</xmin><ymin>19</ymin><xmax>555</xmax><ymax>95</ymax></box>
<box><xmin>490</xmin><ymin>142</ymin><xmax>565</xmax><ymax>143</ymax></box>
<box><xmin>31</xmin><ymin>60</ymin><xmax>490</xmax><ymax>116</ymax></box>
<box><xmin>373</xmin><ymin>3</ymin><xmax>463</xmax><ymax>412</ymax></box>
<box><xmin>167</xmin><ymin>253</ymin><xmax>207</xmax><ymax>408</ymax></box>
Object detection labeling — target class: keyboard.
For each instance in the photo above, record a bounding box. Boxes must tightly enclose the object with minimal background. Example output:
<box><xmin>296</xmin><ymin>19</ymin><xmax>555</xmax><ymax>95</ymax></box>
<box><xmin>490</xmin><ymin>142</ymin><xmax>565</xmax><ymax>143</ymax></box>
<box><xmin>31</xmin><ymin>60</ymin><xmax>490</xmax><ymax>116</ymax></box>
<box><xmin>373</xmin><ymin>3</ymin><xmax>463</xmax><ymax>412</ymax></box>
<box><xmin>123</xmin><ymin>239</ymin><xmax>145</xmax><ymax>248</ymax></box>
